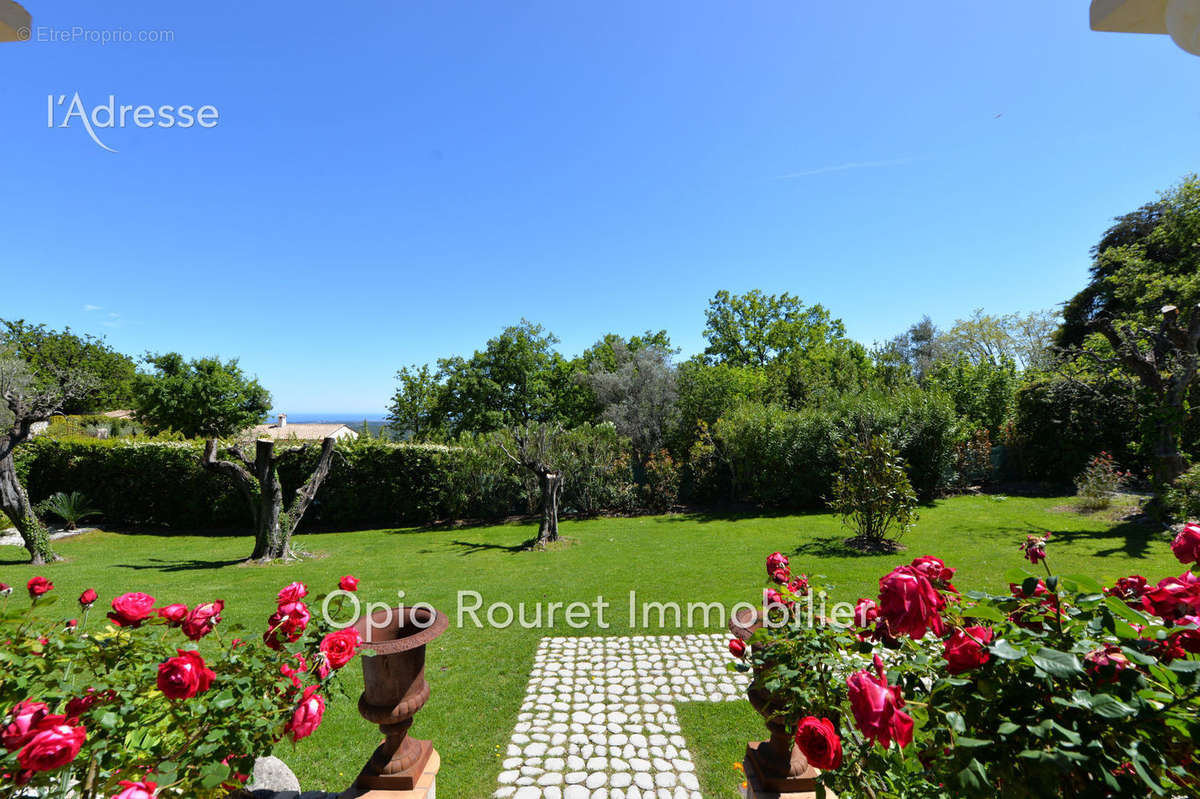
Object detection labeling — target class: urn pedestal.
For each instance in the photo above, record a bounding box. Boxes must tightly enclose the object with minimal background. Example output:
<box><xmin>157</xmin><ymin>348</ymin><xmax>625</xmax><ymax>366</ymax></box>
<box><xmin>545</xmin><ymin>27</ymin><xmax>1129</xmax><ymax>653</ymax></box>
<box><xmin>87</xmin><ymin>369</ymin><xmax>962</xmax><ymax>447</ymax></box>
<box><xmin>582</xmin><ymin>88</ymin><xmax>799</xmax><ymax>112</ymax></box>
<box><xmin>731</xmin><ymin>606</ymin><xmax>835</xmax><ymax>799</ymax></box>
<box><xmin>352</xmin><ymin>605</ymin><xmax>449</xmax><ymax>793</ymax></box>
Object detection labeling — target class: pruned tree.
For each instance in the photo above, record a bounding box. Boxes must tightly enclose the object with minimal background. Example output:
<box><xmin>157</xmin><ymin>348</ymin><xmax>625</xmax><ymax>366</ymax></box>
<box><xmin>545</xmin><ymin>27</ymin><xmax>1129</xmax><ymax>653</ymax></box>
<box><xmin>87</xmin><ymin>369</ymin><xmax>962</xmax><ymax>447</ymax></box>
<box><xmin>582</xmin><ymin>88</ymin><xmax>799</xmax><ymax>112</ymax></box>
<box><xmin>499</xmin><ymin>424</ymin><xmax>564</xmax><ymax>548</ymax></box>
<box><xmin>1086</xmin><ymin>304</ymin><xmax>1200</xmax><ymax>487</ymax></box>
<box><xmin>201</xmin><ymin>435</ymin><xmax>338</xmax><ymax>562</ymax></box>
<box><xmin>0</xmin><ymin>350</ymin><xmax>95</xmax><ymax>563</ymax></box>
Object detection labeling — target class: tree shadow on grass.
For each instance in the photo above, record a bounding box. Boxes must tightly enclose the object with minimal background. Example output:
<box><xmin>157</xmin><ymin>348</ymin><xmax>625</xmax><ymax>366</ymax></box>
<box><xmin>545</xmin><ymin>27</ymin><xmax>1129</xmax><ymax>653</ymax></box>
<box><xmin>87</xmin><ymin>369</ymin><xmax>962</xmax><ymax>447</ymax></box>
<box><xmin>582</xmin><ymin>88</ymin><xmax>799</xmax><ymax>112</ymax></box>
<box><xmin>440</xmin><ymin>538</ymin><xmax>533</xmax><ymax>557</ymax></box>
<box><xmin>790</xmin><ymin>536</ymin><xmax>902</xmax><ymax>559</ymax></box>
<box><xmin>990</xmin><ymin>520</ymin><xmax>1164</xmax><ymax>560</ymax></box>
<box><xmin>114</xmin><ymin>557</ymin><xmax>246</xmax><ymax>573</ymax></box>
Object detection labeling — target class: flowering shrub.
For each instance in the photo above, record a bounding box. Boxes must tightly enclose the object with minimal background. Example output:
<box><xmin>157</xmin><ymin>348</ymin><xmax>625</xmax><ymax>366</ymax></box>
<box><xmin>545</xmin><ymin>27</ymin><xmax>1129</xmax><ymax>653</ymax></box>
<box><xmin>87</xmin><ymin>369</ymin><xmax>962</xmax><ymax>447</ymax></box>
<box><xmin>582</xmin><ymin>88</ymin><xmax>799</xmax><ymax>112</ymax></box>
<box><xmin>1073</xmin><ymin>452</ymin><xmax>1132</xmax><ymax>511</ymax></box>
<box><xmin>731</xmin><ymin>530</ymin><xmax>1200</xmax><ymax>798</ymax></box>
<box><xmin>0</xmin><ymin>575</ymin><xmax>362</xmax><ymax>798</ymax></box>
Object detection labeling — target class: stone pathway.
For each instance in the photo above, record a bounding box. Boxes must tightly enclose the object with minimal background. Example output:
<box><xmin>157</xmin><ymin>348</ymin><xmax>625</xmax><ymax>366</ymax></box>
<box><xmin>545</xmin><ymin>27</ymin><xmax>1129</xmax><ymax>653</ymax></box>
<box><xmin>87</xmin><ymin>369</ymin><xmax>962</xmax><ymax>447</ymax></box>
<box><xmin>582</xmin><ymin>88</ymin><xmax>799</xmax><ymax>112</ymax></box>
<box><xmin>494</xmin><ymin>633</ymin><xmax>750</xmax><ymax>799</ymax></box>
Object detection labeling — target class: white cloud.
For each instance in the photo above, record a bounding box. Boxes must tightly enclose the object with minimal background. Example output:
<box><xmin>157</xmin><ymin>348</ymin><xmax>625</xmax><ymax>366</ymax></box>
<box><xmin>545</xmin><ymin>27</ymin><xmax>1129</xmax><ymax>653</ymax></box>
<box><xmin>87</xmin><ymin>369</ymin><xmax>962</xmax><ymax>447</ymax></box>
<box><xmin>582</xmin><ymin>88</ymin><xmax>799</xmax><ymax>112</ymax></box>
<box><xmin>776</xmin><ymin>157</ymin><xmax>915</xmax><ymax>179</ymax></box>
<box><xmin>83</xmin><ymin>304</ymin><xmax>102</xmax><ymax>312</ymax></box>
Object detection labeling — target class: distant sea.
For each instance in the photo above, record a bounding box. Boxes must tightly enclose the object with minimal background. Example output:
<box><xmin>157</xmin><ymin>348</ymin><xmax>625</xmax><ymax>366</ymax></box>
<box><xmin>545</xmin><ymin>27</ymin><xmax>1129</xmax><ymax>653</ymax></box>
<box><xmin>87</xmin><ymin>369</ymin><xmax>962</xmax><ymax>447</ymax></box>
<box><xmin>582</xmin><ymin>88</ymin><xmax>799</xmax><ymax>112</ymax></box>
<box><xmin>276</xmin><ymin>414</ymin><xmax>389</xmax><ymax>438</ymax></box>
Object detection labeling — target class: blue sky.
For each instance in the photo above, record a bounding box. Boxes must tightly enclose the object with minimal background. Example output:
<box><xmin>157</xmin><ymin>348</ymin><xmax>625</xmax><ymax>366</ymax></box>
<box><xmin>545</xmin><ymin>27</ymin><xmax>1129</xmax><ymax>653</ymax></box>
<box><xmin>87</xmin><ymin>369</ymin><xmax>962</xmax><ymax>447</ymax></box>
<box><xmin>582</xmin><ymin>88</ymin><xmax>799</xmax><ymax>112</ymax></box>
<box><xmin>1</xmin><ymin>1</ymin><xmax>1197</xmax><ymax>415</ymax></box>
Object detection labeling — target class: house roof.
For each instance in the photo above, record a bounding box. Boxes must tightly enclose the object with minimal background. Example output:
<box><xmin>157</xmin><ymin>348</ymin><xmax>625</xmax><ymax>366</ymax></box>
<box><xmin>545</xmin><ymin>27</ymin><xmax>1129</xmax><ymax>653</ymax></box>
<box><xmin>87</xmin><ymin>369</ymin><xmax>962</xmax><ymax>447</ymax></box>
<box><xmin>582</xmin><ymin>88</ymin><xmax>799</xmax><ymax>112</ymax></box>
<box><xmin>102</xmin><ymin>410</ymin><xmax>136</xmax><ymax>419</ymax></box>
<box><xmin>248</xmin><ymin>422</ymin><xmax>357</xmax><ymax>441</ymax></box>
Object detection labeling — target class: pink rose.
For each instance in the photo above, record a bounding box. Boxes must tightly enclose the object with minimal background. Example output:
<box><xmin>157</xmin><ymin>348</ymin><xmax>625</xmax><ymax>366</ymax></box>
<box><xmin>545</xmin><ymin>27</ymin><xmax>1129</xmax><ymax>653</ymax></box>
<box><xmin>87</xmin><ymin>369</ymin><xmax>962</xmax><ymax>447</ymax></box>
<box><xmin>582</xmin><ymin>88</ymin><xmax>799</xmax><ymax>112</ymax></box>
<box><xmin>1142</xmin><ymin>572</ymin><xmax>1200</xmax><ymax>622</ymax></box>
<box><xmin>26</xmin><ymin>576</ymin><xmax>53</xmax><ymax>598</ymax></box>
<box><xmin>277</xmin><ymin>582</ymin><xmax>309</xmax><ymax>603</ymax></box>
<box><xmin>156</xmin><ymin>650</ymin><xmax>215</xmax><ymax>700</ymax></box>
<box><xmin>1171</xmin><ymin>523</ymin><xmax>1200</xmax><ymax>565</ymax></box>
<box><xmin>286</xmin><ymin>686</ymin><xmax>325</xmax><ymax>741</ymax></box>
<box><xmin>943</xmin><ymin>626</ymin><xmax>993</xmax><ymax>675</ymax></box>
<box><xmin>877</xmin><ymin>566</ymin><xmax>946</xmax><ymax>639</ymax></box>
<box><xmin>17</xmin><ymin>722</ymin><xmax>86</xmax><ymax>772</ymax></box>
<box><xmin>111</xmin><ymin>780</ymin><xmax>157</xmax><ymax>799</ymax></box>
<box><xmin>909</xmin><ymin>556</ymin><xmax>957</xmax><ymax>590</ymax></box>
<box><xmin>181</xmin><ymin>600</ymin><xmax>224</xmax><ymax>641</ymax></box>
<box><xmin>156</xmin><ymin>604</ymin><xmax>189</xmax><ymax>626</ymax></box>
<box><xmin>319</xmin><ymin>628</ymin><xmax>361</xmax><ymax>671</ymax></box>
<box><xmin>108</xmin><ymin>593</ymin><xmax>156</xmax><ymax>628</ymax></box>
<box><xmin>846</xmin><ymin>655</ymin><xmax>913</xmax><ymax>749</ymax></box>
<box><xmin>338</xmin><ymin>575</ymin><xmax>359</xmax><ymax>592</ymax></box>
<box><xmin>1</xmin><ymin>700</ymin><xmax>50</xmax><ymax>751</ymax></box>
<box><xmin>1020</xmin><ymin>533</ymin><xmax>1050</xmax><ymax>565</ymax></box>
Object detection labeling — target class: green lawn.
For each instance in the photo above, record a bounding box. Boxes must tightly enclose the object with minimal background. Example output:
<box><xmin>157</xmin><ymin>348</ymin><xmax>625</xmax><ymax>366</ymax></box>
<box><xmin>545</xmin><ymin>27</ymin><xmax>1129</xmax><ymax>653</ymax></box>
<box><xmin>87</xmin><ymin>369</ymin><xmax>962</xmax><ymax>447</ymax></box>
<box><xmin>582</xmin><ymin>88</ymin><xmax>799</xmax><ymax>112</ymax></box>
<box><xmin>0</xmin><ymin>495</ymin><xmax>1181</xmax><ymax>799</ymax></box>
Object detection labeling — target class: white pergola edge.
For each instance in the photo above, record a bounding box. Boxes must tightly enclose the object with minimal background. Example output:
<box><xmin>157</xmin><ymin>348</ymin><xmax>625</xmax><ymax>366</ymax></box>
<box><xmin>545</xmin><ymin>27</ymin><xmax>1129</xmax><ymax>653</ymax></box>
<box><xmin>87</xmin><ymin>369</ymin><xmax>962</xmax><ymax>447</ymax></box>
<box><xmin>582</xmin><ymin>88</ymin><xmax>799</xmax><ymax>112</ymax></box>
<box><xmin>1092</xmin><ymin>0</ymin><xmax>1200</xmax><ymax>55</ymax></box>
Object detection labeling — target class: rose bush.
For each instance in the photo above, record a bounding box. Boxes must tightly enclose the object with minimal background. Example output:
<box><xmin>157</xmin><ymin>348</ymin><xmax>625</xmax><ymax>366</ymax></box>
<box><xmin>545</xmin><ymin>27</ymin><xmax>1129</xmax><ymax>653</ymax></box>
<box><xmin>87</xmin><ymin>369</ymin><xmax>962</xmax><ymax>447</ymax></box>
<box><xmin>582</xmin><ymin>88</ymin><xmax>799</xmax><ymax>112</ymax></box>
<box><xmin>732</xmin><ymin>542</ymin><xmax>1200</xmax><ymax>798</ymax></box>
<box><xmin>0</xmin><ymin>577</ymin><xmax>363</xmax><ymax>798</ymax></box>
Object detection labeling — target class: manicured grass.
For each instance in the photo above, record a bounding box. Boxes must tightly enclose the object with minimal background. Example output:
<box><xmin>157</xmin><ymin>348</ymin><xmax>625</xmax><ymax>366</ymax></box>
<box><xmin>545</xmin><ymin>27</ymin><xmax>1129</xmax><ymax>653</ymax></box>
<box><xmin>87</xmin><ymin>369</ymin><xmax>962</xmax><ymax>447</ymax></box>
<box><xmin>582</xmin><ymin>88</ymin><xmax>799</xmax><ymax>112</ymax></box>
<box><xmin>0</xmin><ymin>495</ymin><xmax>1181</xmax><ymax>798</ymax></box>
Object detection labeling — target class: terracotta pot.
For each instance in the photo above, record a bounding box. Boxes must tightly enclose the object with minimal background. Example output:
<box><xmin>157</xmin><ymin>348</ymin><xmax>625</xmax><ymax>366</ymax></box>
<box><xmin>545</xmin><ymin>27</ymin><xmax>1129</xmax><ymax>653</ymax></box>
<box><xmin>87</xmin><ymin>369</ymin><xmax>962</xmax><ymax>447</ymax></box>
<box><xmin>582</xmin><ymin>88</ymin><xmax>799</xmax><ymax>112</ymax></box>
<box><xmin>730</xmin><ymin>605</ymin><xmax>819</xmax><ymax>793</ymax></box>
<box><xmin>353</xmin><ymin>604</ymin><xmax>449</xmax><ymax>791</ymax></box>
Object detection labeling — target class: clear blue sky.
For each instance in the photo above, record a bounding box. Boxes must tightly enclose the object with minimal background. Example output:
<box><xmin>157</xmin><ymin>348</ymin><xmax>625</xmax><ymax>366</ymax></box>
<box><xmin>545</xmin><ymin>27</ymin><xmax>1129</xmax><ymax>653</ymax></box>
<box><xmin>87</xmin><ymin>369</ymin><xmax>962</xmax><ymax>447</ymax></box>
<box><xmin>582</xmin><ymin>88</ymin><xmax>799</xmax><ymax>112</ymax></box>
<box><xmin>1</xmin><ymin>2</ymin><xmax>1197</xmax><ymax>415</ymax></box>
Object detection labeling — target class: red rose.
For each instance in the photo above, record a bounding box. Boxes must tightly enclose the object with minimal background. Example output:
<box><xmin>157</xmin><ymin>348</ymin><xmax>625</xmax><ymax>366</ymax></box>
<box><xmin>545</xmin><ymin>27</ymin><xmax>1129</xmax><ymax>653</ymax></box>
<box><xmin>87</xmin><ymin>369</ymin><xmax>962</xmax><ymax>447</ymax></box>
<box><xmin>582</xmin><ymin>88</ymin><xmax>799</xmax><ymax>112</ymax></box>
<box><xmin>787</xmin><ymin>574</ymin><xmax>809</xmax><ymax>596</ymax></box>
<box><xmin>64</xmin><ymin>689</ymin><xmax>108</xmax><ymax>718</ymax></box>
<box><xmin>265</xmin><ymin>600</ymin><xmax>311</xmax><ymax>649</ymax></box>
<box><xmin>1142</xmin><ymin>572</ymin><xmax>1200</xmax><ymax>622</ymax></box>
<box><xmin>877</xmin><ymin>566</ymin><xmax>946</xmax><ymax>639</ymax></box>
<box><xmin>1084</xmin><ymin>644</ymin><xmax>1129</xmax><ymax>683</ymax></box>
<box><xmin>846</xmin><ymin>655</ymin><xmax>913</xmax><ymax>749</ymax></box>
<box><xmin>1171</xmin><ymin>616</ymin><xmax>1200</xmax><ymax>655</ymax></box>
<box><xmin>1</xmin><ymin>700</ymin><xmax>50</xmax><ymax>751</ymax></box>
<box><xmin>17</xmin><ymin>722</ymin><xmax>86</xmax><ymax>772</ymax></box>
<box><xmin>1171</xmin><ymin>523</ymin><xmax>1200</xmax><ymax>565</ymax></box>
<box><xmin>26</xmin><ymin>576</ymin><xmax>53</xmax><ymax>598</ymax></box>
<box><xmin>277</xmin><ymin>582</ymin><xmax>309</xmax><ymax>603</ymax></box>
<box><xmin>111</xmin><ymin>780</ymin><xmax>157</xmax><ymax>799</ymax></box>
<box><xmin>78</xmin><ymin>588</ymin><xmax>98</xmax><ymax>607</ymax></box>
<box><xmin>764</xmin><ymin>588</ymin><xmax>791</xmax><ymax>611</ymax></box>
<box><xmin>793</xmin><ymin>716</ymin><xmax>842</xmax><ymax>770</ymax></box>
<box><xmin>728</xmin><ymin>638</ymin><xmax>747</xmax><ymax>658</ymax></box>
<box><xmin>286</xmin><ymin>686</ymin><xmax>325</xmax><ymax>741</ymax></box>
<box><xmin>181</xmin><ymin>600</ymin><xmax>224</xmax><ymax>641</ymax></box>
<box><xmin>1105</xmin><ymin>575</ymin><xmax>1149</xmax><ymax>603</ymax></box>
<box><xmin>910</xmin><ymin>556</ymin><xmax>957</xmax><ymax>590</ymax></box>
<box><xmin>943</xmin><ymin>626</ymin><xmax>993</xmax><ymax>675</ymax></box>
<box><xmin>108</xmin><ymin>593</ymin><xmax>156</xmax><ymax>628</ymax></box>
<box><xmin>0</xmin><ymin>582</ymin><xmax>10</xmax><ymax>596</ymax></box>
<box><xmin>338</xmin><ymin>575</ymin><xmax>359</xmax><ymax>592</ymax></box>
<box><xmin>766</xmin><ymin>552</ymin><xmax>788</xmax><ymax>577</ymax></box>
<box><xmin>1020</xmin><ymin>533</ymin><xmax>1050</xmax><ymax>565</ymax></box>
<box><xmin>156</xmin><ymin>650</ymin><xmax>215</xmax><ymax>700</ymax></box>
<box><xmin>770</xmin><ymin>566</ymin><xmax>791</xmax><ymax>584</ymax></box>
<box><xmin>319</xmin><ymin>628</ymin><xmax>361</xmax><ymax>670</ymax></box>
<box><xmin>156</xmin><ymin>604</ymin><xmax>189</xmax><ymax>626</ymax></box>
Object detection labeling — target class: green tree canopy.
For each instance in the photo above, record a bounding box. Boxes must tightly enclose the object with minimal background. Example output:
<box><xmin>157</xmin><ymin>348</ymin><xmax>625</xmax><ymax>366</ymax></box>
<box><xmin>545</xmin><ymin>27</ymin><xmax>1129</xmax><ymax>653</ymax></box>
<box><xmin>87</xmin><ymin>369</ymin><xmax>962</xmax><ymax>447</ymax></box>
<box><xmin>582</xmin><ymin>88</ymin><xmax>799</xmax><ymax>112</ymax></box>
<box><xmin>702</xmin><ymin>289</ymin><xmax>847</xmax><ymax>367</ymax></box>
<box><xmin>132</xmin><ymin>353</ymin><xmax>271</xmax><ymax>439</ymax></box>
<box><xmin>0</xmin><ymin>319</ymin><xmax>136</xmax><ymax>414</ymax></box>
<box><xmin>434</xmin><ymin>320</ymin><xmax>590</xmax><ymax>436</ymax></box>
<box><xmin>387</xmin><ymin>363</ymin><xmax>444</xmax><ymax>441</ymax></box>
<box><xmin>1059</xmin><ymin>174</ymin><xmax>1200</xmax><ymax>347</ymax></box>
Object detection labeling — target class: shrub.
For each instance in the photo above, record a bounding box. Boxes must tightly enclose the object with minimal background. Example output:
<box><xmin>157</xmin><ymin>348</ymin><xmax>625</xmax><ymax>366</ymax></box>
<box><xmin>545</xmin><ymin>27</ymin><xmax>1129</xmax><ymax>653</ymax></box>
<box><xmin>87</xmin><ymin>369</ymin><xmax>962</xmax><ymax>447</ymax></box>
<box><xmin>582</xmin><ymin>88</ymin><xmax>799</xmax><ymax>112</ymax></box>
<box><xmin>1074</xmin><ymin>451</ymin><xmax>1131</xmax><ymax>511</ymax></box>
<box><xmin>733</xmin><ymin>541</ymin><xmax>1200</xmax><ymax>798</ymax></box>
<box><xmin>35</xmin><ymin>491</ymin><xmax>100</xmax><ymax>530</ymax></box>
<box><xmin>828</xmin><ymin>434</ymin><xmax>918</xmax><ymax>547</ymax></box>
<box><xmin>641</xmin><ymin>450</ymin><xmax>681</xmax><ymax>512</ymax></box>
<box><xmin>0</xmin><ymin>575</ymin><xmax>361</xmax><ymax>798</ymax></box>
<box><xmin>951</xmin><ymin>428</ymin><xmax>993</xmax><ymax>488</ymax></box>
<box><xmin>1164</xmin><ymin>463</ymin><xmax>1200</xmax><ymax>522</ymax></box>
<box><xmin>1007</xmin><ymin>378</ymin><xmax>1141</xmax><ymax>483</ymax></box>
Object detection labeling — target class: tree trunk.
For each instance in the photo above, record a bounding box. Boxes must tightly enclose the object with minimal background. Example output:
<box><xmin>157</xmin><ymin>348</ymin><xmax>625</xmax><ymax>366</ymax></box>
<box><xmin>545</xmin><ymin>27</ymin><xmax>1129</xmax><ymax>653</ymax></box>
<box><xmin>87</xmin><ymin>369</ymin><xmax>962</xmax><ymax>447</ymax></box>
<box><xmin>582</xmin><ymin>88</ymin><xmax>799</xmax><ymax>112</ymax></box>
<box><xmin>537</xmin><ymin>470</ymin><xmax>563</xmax><ymax>546</ymax></box>
<box><xmin>0</xmin><ymin>453</ymin><xmax>57</xmax><ymax>564</ymax></box>
<box><xmin>1152</xmin><ymin>415</ymin><xmax>1189</xmax><ymax>488</ymax></box>
<box><xmin>202</xmin><ymin>436</ymin><xmax>338</xmax><ymax>563</ymax></box>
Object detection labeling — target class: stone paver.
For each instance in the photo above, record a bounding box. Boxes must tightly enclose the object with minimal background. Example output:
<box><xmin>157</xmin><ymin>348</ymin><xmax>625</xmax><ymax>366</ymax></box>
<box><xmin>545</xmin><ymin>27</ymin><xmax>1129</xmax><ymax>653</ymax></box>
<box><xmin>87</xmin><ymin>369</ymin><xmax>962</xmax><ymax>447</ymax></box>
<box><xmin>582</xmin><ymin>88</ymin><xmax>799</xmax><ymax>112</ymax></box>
<box><xmin>494</xmin><ymin>633</ymin><xmax>750</xmax><ymax>799</ymax></box>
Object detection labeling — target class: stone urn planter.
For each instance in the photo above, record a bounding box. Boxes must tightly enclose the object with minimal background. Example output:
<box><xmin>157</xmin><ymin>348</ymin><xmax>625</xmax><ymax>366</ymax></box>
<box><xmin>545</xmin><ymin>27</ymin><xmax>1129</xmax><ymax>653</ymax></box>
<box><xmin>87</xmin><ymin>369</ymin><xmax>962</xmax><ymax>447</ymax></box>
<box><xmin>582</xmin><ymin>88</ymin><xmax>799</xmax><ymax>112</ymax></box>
<box><xmin>730</xmin><ymin>605</ymin><xmax>821</xmax><ymax>794</ymax></box>
<box><xmin>352</xmin><ymin>604</ymin><xmax>449</xmax><ymax>791</ymax></box>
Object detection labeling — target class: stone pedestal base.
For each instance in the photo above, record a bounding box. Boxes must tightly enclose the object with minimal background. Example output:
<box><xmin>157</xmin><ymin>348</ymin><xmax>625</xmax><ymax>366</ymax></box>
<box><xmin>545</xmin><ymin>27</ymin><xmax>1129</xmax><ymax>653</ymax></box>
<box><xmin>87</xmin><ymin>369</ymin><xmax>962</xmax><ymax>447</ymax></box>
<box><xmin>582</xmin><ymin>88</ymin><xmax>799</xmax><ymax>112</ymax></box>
<box><xmin>340</xmin><ymin>749</ymin><xmax>439</xmax><ymax>799</ymax></box>
<box><xmin>743</xmin><ymin>743</ymin><xmax>835</xmax><ymax>799</ymax></box>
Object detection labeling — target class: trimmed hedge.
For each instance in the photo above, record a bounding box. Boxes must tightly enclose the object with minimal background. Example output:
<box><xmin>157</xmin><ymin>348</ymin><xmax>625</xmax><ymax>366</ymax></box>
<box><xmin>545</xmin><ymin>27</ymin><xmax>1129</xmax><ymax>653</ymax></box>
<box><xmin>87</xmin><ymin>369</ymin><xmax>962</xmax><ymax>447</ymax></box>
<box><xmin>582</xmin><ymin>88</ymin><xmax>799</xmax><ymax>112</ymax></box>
<box><xmin>12</xmin><ymin>425</ymin><xmax>636</xmax><ymax>532</ymax></box>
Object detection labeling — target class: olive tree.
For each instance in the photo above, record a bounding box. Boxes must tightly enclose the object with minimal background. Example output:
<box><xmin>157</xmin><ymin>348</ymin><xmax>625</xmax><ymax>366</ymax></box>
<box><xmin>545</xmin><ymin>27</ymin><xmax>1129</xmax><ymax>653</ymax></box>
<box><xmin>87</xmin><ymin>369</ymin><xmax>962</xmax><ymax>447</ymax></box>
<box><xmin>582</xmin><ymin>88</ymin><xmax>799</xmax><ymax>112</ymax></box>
<box><xmin>582</xmin><ymin>339</ymin><xmax>678</xmax><ymax>467</ymax></box>
<box><xmin>0</xmin><ymin>350</ymin><xmax>94</xmax><ymax>563</ymax></box>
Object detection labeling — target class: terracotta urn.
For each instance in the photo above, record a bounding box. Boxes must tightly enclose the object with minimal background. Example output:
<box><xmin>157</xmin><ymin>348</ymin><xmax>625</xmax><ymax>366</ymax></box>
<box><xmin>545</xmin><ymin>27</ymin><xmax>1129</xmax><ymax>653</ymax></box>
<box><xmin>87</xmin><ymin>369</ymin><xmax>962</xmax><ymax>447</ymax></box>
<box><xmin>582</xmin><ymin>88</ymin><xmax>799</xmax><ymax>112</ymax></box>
<box><xmin>730</xmin><ymin>605</ymin><xmax>819</xmax><ymax>793</ymax></box>
<box><xmin>353</xmin><ymin>604</ymin><xmax>449</xmax><ymax>791</ymax></box>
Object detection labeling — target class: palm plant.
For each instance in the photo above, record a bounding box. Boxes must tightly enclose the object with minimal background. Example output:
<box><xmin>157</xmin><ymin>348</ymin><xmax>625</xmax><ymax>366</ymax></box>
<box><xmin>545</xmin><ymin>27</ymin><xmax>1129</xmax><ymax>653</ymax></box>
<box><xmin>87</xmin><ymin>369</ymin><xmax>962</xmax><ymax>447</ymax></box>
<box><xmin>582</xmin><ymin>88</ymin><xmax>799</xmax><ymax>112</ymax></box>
<box><xmin>37</xmin><ymin>491</ymin><xmax>100</xmax><ymax>531</ymax></box>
